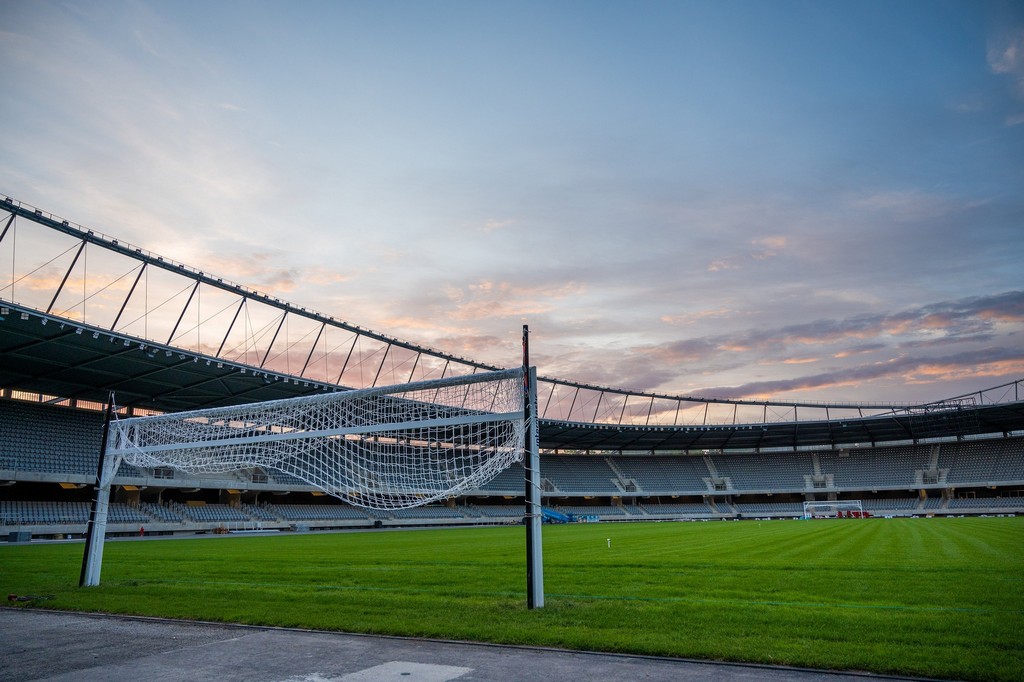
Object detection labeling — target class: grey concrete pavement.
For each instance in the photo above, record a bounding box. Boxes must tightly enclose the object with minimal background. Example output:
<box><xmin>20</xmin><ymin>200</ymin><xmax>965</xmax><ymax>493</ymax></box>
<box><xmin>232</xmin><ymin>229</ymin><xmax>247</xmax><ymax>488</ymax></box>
<box><xmin>0</xmin><ymin>608</ymin><xmax>939</xmax><ymax>682</ymax></box>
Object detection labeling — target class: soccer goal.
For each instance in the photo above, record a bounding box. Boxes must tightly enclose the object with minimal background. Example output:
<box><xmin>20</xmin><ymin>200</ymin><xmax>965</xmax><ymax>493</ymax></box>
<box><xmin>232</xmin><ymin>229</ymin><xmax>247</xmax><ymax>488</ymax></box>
<box><xmin>80</xmin><ymin>362</ymin><xmax>544</xmax><ymax>607</ymax></box>
<box><xmin>802</xmin><ymin>500</ymin><xmax>865</xmax><ymax>519</ymax></box>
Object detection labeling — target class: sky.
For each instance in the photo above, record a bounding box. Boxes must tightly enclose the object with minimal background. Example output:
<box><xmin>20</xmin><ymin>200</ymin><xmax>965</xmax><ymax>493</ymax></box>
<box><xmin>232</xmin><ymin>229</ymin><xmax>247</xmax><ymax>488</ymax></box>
<box><xmin>1</xmin><ymin>0</ymin><xmax>1023</xmax><ymax>405</ymax></box>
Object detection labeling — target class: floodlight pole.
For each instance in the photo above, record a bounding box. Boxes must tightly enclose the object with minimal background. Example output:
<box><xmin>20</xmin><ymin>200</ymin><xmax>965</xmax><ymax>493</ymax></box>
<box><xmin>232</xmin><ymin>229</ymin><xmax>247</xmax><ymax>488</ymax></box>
<box><xmin>80</xmin><ymin>393</ymin><xmax>121</xmax><ymax>587</ymax></box>
<box><xmin>523</xmin><ymin>325</ymin><xmax>544</xmax><ymax>608</ymax></box>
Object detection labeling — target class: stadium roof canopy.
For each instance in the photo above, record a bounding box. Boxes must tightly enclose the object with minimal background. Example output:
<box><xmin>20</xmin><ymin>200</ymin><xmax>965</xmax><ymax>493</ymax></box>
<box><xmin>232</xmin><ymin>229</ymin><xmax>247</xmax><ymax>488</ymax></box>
<box><xmin>3</xmin><ymin>301</ymin><xmax>1023</xmax><ymax>453</ymax></box>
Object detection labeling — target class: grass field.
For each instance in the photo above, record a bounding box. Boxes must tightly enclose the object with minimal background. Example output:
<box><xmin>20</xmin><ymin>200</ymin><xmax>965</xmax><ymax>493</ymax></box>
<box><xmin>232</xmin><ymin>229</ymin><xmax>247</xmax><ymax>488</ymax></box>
<box><xmin>3</xmin><ymin>517</ymin><xmax>1023</xmax><ymax>681</ymax></box>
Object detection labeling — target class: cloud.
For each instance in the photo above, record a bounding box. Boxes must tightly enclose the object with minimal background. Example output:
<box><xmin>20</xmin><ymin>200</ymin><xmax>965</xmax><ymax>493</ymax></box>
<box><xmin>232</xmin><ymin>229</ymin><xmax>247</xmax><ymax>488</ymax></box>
<box><xmin>833</xmin><ymin>344</ymin><xmax>887</xmax><ymax>358</ymax></box>
<box><xmin>660</xmin><ymin>307</ymin><xmax>734</xmax><ymax>325</ymax></box>
<box><xmin>551</xmin><ymin>291</ymin><xmax>1024</xmax><ymax>397</ymax></box>
<box><xmin>988</xmin><ymin>30</ymin><xmax>1023</xmax><ymax>83</ymax></box>
<box><xmin>0</xmin><ymin>2</ymin><xmax>286</xmax><ymax>250</ymax></box>
<box><xmin>707</xmin><ymin>258</ymin><xmax>739</xmax><ymax>272</ymax></box>
<box><xmin>303</xmin><ymin>268</ymin><xmax>351</xmax><ymax>287</ymax></box>
<box><xmin>897</xmin><ymin>334</ymin><xmax>995</xmax><ymax>350</ymax></box>
<box><xmin>971</xmin><ymin>289</ymin><xmax>1024</xmax><ymax>321</ymax></box>
<box><xmin>649</xmin><ymin>337</ymin><xmax>722</xmax><ymax>364</ymax></box>
<box><xmin>988</xmin><ymin>28</ymin><xmax>1024</xmax><ymax>123</ymax></box>
<box><xmin>851</xmin><ymin>190</ymin><xmax>957</xmax><ymax>222</ymax></box>
<box><xmin>747</xmin><ymin>291</ymin><xmax>1024</xmax><ymax>351</ymax></box>
<box><xmin>442</xmin><ymin>279</ymin><xmax>587</xmax><ymax>321</ymax></box>
<box><xmin>429</xmin><ymin>332</ymin><xmax>508</xmax><ymax>358</ymax></box>
<box><xmin>706</xmin><ymin>234</ymin><xmax>786</xmax><ymax>272</ymax></box>
<box><xmin>191</xmin><ymin>252</ymin><xmax>302</xmax><ymax>293</ymax></box>
<box><xmin>750</xmin><ymin>235</ymin><xmax>785</xmax><ymax>259</ymax></box>
<box><xmin>132</xmin><ymin>29</ymin><xmax>162</xmax><ymax>59</ymax></box>
<box><xmin>481</xmin><ymin>218</ymin><xmax>515</xmax><ymax>233</ymax></box>
<box><xmin>696</xmin><ymin>346</ymin><xmax>1024</xmax><ymax>400</ymax></box>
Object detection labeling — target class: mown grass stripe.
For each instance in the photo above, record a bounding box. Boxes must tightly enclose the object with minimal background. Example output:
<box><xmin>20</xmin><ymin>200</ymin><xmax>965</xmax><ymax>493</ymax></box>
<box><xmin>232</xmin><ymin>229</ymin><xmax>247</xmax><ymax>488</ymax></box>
<box><xmin>105</xmin><ymin>577</ymin><xmax>1024</xmax><ymax>614</ymax></box>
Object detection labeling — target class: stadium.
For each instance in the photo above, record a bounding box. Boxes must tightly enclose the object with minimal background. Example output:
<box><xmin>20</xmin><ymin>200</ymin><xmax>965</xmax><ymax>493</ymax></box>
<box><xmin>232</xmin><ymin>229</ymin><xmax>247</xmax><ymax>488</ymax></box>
<box><xmin>2</xmin><ymin>196</ymin><xmax>1024</xmax><ymax>681</ymax></box>
<box><xmin>2</xmin><ymin>196</ymin><xmax>1023</xmax><ymax>537</ymax></box>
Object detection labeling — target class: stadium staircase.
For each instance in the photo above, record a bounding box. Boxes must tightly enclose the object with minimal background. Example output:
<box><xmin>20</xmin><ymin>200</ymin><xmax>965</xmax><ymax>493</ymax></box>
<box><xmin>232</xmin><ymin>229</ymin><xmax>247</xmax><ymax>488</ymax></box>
<box><xmin>242</xmin><ymin>504</ymin><xmax>280</xmax><ymax>522</ymax></box>
<box><xmin>702</xmin><ymin>455</ymin><xmax>733</xmax><ymax>492</ymax></box>
<box><xmin>604</xmin><ymin>457</ymin><xmax>638</xmax><ymax>493</ymax></box>
<box><xmin>622</xmin><ymin>503</ymin><xmax>647</xmax><ymax>517</ymax></box>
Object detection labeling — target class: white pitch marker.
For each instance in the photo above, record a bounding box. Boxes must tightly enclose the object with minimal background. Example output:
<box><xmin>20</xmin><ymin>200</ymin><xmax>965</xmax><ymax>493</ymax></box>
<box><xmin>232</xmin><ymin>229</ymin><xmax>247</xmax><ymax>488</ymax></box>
<box><xmin>342</xmin><ymin>662</ymin><xmax>472</xmax><ymax>682</ymax></box>
<box><xmin>278</xmin><ymin>661</ymin><xmax>473</xmax><ymax>682</ymax></box>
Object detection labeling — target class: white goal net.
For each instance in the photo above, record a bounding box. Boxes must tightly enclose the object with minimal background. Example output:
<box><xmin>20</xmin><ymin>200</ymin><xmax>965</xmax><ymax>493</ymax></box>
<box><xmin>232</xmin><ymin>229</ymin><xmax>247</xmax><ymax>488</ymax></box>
<box><xmin>802</xmin><ymin>500</ymin><xmax>865</xmax><ymax>518</ymax></box>
<box><xmin>108</xmin><ymin>368</ymin><xmax>527</xmax><ymax>510</ymax></box>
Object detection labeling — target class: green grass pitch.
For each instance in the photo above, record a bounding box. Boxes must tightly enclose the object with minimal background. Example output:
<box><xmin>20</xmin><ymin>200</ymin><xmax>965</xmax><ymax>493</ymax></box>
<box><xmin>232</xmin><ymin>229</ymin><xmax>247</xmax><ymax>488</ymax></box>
<box><xmin>3</xmin><ymin>517</ymin><xmax>1022</xmax><ymax>681</ymax></box>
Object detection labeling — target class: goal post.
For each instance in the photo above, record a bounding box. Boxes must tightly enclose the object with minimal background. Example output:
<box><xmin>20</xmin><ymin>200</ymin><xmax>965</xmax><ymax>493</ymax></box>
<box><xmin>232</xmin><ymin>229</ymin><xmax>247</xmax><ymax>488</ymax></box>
<box><xmin>802</xmin><ymin>500</ymin><xmax>865</xmax><ymax>518</ymax></box>
<box><xmin>79</xmin><ymin>394</ymin><xmax>118</xmax><ymax>588</ymax></box>
<box><xmin>522</xmin><ymin>326</ymin><xmax>543</xmax><ymax>609</ymax></box>
<box><xmin>80</xmin><ymin>367</ymin><xmax>537</xmax><ymax>596</ymax></box>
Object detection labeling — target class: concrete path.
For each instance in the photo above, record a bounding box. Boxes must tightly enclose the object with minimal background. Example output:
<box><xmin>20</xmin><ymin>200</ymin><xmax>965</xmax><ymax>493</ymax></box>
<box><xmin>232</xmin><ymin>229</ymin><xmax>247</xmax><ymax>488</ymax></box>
<box><xmin>0</xmin><ymin>608</ymin><xmax>939</xmax><ymax>682</ymax></box>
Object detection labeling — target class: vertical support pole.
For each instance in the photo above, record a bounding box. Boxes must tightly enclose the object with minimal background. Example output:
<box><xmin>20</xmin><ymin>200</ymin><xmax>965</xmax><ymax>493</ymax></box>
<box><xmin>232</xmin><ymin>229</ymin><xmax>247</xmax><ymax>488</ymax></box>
<box><xmin>167</xmin><ymin>280</ymin><xmax>201</xmax><ymax>345</ymax></box>
<box><xmin>523</xmin><ymin>325</ymin><xmax>544</xmax><ymax>608</ymax></box>
<box><xmin>111</xmin><ymin>263</ymin><xmax>146</xmax><ymax>331</ymax></box>
<box><xmin>406</xmin><ymin>351</ymin><xmax>421</xmax><ymax>384</ymax></box>
<box><xmin>0</xmin><ymin>213</ymin><xmax>15</xmax><ymax>244</ymax></box>
<box><xmin>260</xmin><ymin>311</ymin><xmax>288</xmax><ymax>368</ymax></box>
<box><xmin>336</xmin><ymin>332</ymin><xmax>360</xmax><ymax>384</ymax></box>
<box><xmin>372</xmin><ymin>342</ymin><xmax>392</xmax><ymax>387</ymax></box>
<box><xmin>301</xmin><ymin>322</ymin><xmax>326</xmax><ymax>377</ymax></box>
<box><xmin>47</xmin><ymin>240</ymin><xmax>87</xmax><ymax>314</ymax></box>
<box><xmin>80</xmin><ymin>394</ymin><xmax>120</xmax><ymax>587</ymax></box>
<box><xmin>217</xmin><ymin>297</ymin><xmax>246</xmax><ymax>357</ymax></box>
